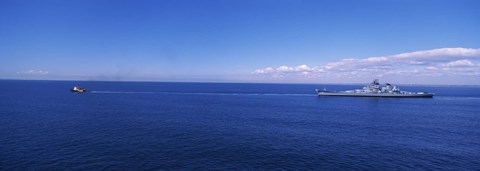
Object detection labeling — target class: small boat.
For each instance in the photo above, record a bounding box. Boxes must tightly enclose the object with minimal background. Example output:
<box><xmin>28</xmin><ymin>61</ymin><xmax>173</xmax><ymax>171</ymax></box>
<box><xmin>316</xmin><ymin>79</ymin><xmax>434</xmax><ymax>98</ymax></box>
<box><xmin>71</xmin><ymin>86</ymin><xmax>86</xmax><ymax>93</ymax></box>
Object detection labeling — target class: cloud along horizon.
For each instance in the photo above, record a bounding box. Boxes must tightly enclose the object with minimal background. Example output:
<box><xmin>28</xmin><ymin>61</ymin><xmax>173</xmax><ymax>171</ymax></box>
<box><xmin>16</xmin><ymin>70</ymin><xmax>49</xmax><ymax>75</ymax></box>
<box><xmin>253</xmin><ymin>48</ymin><xmax>480</xmax><ymax>84</ymax></box>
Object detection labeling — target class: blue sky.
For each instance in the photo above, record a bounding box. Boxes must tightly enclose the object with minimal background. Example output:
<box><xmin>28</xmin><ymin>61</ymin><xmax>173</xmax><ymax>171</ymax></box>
<box><xmin>1</xmin><ymin>0</ymin><xmax>479</xmax><ymax>84</ymax></box>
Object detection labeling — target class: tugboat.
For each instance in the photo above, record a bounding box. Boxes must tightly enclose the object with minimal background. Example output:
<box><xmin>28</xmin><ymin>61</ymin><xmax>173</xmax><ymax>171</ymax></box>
<box><xmin>71</xmin><ymin>86</ymin><xmax>86</xmax><ymax>93</ymax></box>
<box><xmin>316</xmin><ymin>79</ymin><xmax>434</xmax><ymax>98</ymax></box>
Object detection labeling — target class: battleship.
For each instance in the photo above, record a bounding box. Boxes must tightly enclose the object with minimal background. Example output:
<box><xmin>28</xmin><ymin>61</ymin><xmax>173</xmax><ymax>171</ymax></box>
<box><xmin>316</xmin><ymin>79</ymin><xmax>434</xmax><ymax>98</ymax></box>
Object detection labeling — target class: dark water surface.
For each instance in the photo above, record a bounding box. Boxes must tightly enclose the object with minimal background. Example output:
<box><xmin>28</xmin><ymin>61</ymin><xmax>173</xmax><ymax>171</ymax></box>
<box><xmin>1</xmin><ymin>80</ymin><xmax>479</xmax><ymax>170</ymax></box>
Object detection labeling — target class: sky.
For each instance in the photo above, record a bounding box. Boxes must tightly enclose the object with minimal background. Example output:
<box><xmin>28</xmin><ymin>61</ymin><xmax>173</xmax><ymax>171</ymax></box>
<box><xmin>1</xmin><ymin>0</ymin><xmax>479</xmax><ymax>85</ymax></box>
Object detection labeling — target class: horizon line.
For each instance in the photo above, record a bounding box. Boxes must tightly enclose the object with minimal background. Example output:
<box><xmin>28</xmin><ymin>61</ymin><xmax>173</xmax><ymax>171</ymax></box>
<box><xmin>1</xmin><ymin>78</ymin><xmax>480</xmax><ymax>87</ymax></box>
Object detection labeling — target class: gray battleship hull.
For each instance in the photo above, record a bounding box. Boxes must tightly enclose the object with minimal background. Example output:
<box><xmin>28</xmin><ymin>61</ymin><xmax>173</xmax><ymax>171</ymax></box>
<box><xmin>315</xmin><ymin>79</ymin><xmax>434</xmax><ymax>98</ymax></box>
<box><xmin>317</xmin><ymin>92</ymin><xmax>433</xmax><ymax>98</ymax></box>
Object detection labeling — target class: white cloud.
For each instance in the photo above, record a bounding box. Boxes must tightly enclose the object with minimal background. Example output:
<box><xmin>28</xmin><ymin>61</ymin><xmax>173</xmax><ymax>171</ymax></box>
<box><xmin>253</xmin><ymin>47</ymin><xmax>480</xmax><ymax>83</ymax></box>
<box><xmin>253</xmin><ymin>67</ymin><xmax>274</xmax><ymax>74</ymax></box>
<box><xmin>365</xmin><ymin>57</ymin><xmax>388</xmax><ymax>62</ymax></box>
<box><xmin>277</xmin><ymin>66</ymin><xmax>292</xmax><ymax>72</ymax></box>
<box><xmin>295</xmin><ymin>64</ymin><xmax>311</xmax><ymax>71</ymax></box>
<box><xmin>393</xmin><ymin>47</ymin><xmax>480</xmax><ymax>59</ymax></box>
<box><xmin>254</xmin><ymin>64</ymin><xmax>318</xmax><ymax>76</ymax></box>
<box><xmin>442</xmin><ymin>59</ymin><xmax>475</xmax><ymax>67</ymax></box>
<box><xmin>17</xmin><ymin>70</ymin><xmax>49</xmax><ymax>75</ymax></box>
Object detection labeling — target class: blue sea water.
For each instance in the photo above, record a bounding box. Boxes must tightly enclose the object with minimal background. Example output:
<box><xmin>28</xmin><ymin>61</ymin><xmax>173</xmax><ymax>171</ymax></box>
<box><xmin>1</xmin><ymin>80</ymin><xmax>479</xmax><ymax>170</ymax></box>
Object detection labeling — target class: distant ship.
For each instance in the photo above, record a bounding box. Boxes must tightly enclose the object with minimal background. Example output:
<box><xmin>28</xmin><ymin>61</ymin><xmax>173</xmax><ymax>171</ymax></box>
<box><xmin>71</xmin><ymin>86</ymin><xmax>86</xmax><ymax>93</ymax></box>
<box><xmin>316</xmin><ymin>79</ymin><xmax>434</xmax><ymax>98</ymax></box>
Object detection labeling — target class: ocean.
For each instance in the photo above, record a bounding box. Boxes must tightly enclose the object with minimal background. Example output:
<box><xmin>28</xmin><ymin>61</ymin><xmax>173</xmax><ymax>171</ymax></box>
<box><xmin>1</xmin><ymin>80</ymin><xmax>479</xmax><ymax>170</ymax></box>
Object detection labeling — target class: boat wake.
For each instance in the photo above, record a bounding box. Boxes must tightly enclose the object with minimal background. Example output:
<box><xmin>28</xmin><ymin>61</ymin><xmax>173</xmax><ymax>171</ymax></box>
<box><xmin>89</xmin><ymin>91</ymin><xmax>314</xmax><ymax>96</ymax></box>
<box><xmin>433</xmin><ymin>96</ymin><xmax>480</xmax><ymax>101</ymax></box>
